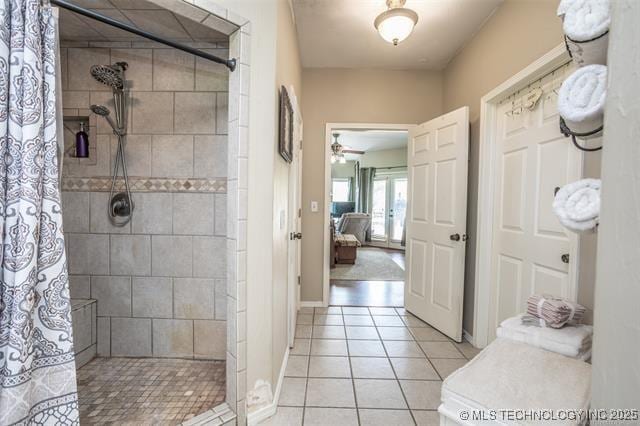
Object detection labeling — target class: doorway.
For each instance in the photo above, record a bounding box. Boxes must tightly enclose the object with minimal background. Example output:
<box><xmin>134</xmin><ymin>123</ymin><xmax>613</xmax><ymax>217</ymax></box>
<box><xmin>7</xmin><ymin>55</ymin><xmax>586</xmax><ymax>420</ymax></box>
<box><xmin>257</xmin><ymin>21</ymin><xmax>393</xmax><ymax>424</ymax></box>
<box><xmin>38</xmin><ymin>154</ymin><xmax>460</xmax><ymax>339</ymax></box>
<box><xmin>325</xmin><ymin>125</ymin><xmax>411</xmax><ymax>308</ymax></box>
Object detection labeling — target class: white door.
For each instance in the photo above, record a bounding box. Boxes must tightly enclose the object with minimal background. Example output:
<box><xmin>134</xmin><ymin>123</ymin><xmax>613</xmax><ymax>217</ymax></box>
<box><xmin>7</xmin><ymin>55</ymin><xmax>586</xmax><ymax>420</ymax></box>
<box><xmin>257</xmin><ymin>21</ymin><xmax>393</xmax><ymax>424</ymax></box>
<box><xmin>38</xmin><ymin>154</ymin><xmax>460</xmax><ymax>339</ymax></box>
<box><xmin>488</xmin><ymin>64</ymin><xmax>581</xmax><ymax>341</ymax></box>
<box><xmin>405</xmin><ymin>106</ymin><xmax>469</xmax><ymax>342</ymax></box>
<box><xmin>288</xmin><ymin>88</ymin><xmax>303</xmax><ymax>347</ymax></box>
<box><xmin>370</xmin><ymin>173</ymin><xmax>408</xmax><ymax>250</ymax></box>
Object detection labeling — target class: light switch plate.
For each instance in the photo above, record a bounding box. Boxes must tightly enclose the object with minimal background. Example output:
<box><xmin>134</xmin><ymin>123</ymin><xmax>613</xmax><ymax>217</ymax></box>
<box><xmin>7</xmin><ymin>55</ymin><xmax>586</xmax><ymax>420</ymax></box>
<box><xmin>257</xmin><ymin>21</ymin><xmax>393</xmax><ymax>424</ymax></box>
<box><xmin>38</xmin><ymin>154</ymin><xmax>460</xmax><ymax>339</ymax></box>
<box><xmin>311</xmin><ymin>201</ymin><xmax>319</xmax><ymax>213</ymax></box>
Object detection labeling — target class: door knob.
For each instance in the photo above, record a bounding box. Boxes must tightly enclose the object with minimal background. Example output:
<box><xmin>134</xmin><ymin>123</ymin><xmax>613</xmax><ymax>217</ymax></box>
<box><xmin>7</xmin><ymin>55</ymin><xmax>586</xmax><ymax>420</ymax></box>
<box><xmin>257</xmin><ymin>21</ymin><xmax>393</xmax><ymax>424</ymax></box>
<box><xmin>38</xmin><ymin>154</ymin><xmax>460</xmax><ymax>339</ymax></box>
<box><xmin>450</xmin><ymin>233</ymin><xmax>461</xmax><ymax>241</ymax></box>
<box><xmin>561</xmin><ymin>253</ymin><xmax>570</xmax><ymax>264</ymax></box>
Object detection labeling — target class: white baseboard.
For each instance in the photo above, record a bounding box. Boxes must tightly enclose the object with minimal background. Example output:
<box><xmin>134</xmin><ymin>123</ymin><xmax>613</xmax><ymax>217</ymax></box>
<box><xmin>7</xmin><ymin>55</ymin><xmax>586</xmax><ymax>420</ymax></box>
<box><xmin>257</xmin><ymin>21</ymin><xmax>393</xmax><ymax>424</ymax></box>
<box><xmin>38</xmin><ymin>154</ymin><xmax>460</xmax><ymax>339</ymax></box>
<box><xmin>246</xmin><ymin>347</ymin><xmax>290</xmax><ymax>425</ymax></box>
<box><xmin>300</xmin><ymin>301</ymin><xmax>324</xmax><ymax>308</ymax></box>
<box><xmin>463</xmin><ymin>329</ymin><xmax>475</xmax><ymax>347</ymax></box>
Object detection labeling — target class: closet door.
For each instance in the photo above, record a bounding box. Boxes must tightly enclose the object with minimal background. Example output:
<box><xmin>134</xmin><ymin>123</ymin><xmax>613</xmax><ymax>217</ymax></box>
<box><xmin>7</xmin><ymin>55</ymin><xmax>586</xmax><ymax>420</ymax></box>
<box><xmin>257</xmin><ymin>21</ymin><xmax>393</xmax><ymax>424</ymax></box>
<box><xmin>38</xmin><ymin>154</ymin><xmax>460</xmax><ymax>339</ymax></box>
<box><xmin>488</xmin><ymin>66</ymin><xmax>582</xmax><ymax>341</ymax></box>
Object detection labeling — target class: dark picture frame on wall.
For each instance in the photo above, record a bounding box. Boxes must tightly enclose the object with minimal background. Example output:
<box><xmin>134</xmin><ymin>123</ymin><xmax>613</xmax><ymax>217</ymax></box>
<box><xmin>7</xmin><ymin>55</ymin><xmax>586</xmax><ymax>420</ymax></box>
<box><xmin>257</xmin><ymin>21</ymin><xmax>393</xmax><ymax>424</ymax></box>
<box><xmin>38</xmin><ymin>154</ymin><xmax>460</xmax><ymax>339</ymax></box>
<box><xmin>279</xmin><ymin>85</ymin><xmax>294</xmax><ymax>163</ymax></box>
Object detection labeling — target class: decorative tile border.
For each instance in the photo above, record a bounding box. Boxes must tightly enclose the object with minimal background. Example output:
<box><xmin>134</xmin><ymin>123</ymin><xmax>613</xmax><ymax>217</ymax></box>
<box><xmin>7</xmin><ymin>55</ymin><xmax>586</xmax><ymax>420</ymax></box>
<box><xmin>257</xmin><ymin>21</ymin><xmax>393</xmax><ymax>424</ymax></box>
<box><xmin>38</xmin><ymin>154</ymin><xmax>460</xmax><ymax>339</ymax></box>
<box><xmin>61</xmin><ymin>177</ymin><xmax>227</xmax><ymax>193</ymax></box>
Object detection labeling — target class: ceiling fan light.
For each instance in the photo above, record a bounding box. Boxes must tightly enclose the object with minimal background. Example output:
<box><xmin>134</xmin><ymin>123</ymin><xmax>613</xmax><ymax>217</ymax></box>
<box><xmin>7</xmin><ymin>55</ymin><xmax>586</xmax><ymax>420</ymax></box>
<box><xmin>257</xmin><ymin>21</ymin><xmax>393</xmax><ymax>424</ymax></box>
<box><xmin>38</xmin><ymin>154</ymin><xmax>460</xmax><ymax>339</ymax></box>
<box><xmin>374</xmin><ymin>8</ymin><xmax>418</xmax><ymax>46</ymax></box>
<box><xmin>339</xmin><ymin>155</ymin><xmax>347</xmax><ymax>164</ymax></box>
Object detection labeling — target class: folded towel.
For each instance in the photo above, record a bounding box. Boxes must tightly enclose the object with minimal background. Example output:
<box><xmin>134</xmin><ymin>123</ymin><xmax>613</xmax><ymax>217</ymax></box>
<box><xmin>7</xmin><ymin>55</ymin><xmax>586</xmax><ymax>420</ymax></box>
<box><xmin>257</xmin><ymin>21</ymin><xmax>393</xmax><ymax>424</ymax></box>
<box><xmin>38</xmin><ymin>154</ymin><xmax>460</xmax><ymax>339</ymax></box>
<box><xmin>558</xmin><ymin>65</ymin><xmax>607</xmax><ymax>137</ymax></box>
<box><xmin>526</xmin><ymin>294</ymin><xmax>586</xmax><ymax>328</ymax></box>
<box><xmin>497</xmin><ymin>314</ymin><xmax>593</xmax><ymax>360</ymax></box>
<box><xmin>553</xmin><ymin>178</ymin><xmax>601</xmax><ymax>233</ymax></box>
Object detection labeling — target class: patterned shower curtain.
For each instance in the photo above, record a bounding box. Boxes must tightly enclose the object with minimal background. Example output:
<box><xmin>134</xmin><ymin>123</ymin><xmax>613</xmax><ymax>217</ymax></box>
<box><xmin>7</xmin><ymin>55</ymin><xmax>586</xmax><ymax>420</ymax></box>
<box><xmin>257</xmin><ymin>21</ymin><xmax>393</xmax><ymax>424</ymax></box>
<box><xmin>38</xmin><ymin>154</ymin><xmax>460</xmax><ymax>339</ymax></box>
<box><xmin>0</xmin><ymin>0</ymin><xmax>79</xmax><ymax>424</ymax></box>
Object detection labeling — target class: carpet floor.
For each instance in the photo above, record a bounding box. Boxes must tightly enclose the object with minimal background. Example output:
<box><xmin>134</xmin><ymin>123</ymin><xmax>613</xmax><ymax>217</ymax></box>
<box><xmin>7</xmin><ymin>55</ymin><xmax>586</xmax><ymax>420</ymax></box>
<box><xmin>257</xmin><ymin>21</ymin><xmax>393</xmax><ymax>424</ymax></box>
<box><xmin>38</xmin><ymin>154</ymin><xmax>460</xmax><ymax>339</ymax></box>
<box><xmin>331</xmin><ymin>247</ymin><xmax>405</xmax><ymax>281</ymax></box>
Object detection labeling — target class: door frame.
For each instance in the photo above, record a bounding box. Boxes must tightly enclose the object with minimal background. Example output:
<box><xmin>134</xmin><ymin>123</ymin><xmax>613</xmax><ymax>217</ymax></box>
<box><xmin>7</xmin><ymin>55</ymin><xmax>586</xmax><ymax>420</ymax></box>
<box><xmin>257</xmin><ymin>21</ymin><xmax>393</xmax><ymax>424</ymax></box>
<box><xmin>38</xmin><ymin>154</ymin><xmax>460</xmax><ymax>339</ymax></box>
<box><xmin>323</xmin><ymin>123</ymin><xmax>413</xmax><ymax>306</ymax></box>
<box><xmin>473</xmin><ymin>43</ymin><xmax>580</xmax><ymax>347</ymax></box>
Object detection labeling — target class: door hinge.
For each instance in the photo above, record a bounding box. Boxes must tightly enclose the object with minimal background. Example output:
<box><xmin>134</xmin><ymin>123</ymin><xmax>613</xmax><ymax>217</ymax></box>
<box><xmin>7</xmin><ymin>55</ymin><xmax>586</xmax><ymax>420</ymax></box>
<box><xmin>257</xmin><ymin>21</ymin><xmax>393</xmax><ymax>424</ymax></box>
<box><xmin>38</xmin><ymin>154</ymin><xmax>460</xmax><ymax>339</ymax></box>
<box><xmin>298</xmin><ymin>208</ymin><xmax>302</xmax><ymax>218</ymax></box>
<box><xmin>297</xmin><ymin>275</ymin><xmax>301</xmax><ymax>285</ymax></box>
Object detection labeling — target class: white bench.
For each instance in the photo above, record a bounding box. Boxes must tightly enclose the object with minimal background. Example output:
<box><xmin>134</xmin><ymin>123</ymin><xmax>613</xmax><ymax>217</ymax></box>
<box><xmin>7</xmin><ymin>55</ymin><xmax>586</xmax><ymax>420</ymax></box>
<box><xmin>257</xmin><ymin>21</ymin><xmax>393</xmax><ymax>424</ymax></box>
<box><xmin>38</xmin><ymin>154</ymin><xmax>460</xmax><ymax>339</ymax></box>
<box><xmin>439</xmin><ymin>338</ymin><xmax>592</xmax><ymax>425</ymax></box>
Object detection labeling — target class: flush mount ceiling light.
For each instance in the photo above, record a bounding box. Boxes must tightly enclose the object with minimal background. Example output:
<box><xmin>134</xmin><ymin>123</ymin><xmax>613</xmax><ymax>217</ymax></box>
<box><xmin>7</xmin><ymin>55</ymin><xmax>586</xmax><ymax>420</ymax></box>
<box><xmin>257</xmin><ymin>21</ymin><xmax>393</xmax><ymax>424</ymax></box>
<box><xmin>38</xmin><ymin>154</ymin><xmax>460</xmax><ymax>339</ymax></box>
<box><xmin>374</xmin><ymin>0</ymin><xmax>419</xmax><ymax>46</ymax></box>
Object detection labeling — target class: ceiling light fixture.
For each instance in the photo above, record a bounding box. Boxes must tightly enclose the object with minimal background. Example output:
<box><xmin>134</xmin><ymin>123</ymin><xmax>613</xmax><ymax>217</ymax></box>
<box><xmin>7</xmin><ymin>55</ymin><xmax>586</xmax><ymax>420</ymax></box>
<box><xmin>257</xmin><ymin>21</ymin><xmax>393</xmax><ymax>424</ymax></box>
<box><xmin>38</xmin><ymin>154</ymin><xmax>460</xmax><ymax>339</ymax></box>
<box><xmin>374</xmin><ymin>0</ymin><xmax>419</xmax><ymax>46</ymax></box>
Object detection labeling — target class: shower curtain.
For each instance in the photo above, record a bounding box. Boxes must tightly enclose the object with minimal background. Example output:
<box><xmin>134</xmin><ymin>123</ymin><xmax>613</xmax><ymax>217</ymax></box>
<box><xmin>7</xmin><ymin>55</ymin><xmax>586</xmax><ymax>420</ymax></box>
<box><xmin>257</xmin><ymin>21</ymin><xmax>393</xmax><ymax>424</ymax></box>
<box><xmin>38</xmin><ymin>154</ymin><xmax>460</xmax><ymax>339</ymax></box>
<box><xmin>0</xmin><ymin>1</ymin><xmax>79</xmax><ymax>424</ymax></box>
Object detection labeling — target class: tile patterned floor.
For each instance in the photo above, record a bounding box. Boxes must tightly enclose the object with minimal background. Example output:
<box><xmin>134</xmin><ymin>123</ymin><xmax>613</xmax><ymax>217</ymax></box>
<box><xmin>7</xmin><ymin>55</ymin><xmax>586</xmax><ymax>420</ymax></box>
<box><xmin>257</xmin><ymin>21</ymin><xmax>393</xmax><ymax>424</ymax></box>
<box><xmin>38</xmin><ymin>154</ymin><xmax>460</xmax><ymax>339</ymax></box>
<box><xmin>77</xmin><ymin>357</ymin><xmax>226</xmax><ymax>425</ymax></box>
<box><xmin>261</xmin><ymin>306</ymin><xmax>481</xmax><ymax>426</ymax></box>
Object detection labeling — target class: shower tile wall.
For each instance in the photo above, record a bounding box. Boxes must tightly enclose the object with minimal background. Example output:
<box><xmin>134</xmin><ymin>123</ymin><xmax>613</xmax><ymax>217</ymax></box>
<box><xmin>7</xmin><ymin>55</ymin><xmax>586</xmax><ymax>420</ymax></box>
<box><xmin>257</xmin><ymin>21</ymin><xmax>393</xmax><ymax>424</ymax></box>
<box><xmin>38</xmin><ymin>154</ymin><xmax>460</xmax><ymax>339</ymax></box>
<box><xmin>60</xmin><ymin>42</ymin><xmax>228</xmax><ymax>360</ymax></box>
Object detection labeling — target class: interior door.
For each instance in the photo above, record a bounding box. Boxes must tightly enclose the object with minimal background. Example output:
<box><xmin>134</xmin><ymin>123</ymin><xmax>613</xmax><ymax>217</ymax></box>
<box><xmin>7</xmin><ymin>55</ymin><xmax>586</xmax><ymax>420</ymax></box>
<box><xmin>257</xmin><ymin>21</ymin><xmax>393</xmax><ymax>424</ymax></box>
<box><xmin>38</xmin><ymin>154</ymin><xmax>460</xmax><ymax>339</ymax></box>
<box><xmin>288</xmin><ymin>88</ymin><xmax>303</xmax><ymax>347</ymax></box>
<box><xmin>488</xmin><ymin>63</ymin><xmax>581</xmax><ymax>341</ymax></box>
<box><xmin>404</xmin><ymin>106</ymin><xmax>469</xmax><ymax>342</ymax></box>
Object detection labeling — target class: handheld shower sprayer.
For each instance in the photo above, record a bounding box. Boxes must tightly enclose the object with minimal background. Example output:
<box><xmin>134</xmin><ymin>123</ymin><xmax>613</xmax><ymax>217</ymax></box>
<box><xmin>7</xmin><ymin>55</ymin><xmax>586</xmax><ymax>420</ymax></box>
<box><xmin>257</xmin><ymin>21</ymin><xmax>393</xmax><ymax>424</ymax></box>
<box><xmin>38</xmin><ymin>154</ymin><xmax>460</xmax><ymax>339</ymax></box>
<box><xmin>90</xmin><ymin>62</ymin><xmax>133</xmax><ymax>226</ymax></box>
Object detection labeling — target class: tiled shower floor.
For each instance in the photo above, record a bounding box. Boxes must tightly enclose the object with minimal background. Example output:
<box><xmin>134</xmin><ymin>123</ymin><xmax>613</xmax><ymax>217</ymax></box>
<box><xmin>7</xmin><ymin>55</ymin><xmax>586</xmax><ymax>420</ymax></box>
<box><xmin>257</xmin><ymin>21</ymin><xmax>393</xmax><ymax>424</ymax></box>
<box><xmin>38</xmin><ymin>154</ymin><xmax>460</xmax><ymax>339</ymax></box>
<box><xmin>77</xmin><ymin>357</ymin><xmax>225</xmax><ymax>425</ymax></box>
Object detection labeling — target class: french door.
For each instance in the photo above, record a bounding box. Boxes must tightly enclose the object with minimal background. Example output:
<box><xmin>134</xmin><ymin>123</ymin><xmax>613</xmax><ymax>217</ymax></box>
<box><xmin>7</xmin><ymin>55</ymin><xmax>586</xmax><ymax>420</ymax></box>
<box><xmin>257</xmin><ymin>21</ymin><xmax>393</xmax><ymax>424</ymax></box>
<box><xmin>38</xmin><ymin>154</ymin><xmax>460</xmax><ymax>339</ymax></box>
<box><xmin>371</xmin><ymin>173</ymin><xmax>408</xmax><ymax>250</ymax></box>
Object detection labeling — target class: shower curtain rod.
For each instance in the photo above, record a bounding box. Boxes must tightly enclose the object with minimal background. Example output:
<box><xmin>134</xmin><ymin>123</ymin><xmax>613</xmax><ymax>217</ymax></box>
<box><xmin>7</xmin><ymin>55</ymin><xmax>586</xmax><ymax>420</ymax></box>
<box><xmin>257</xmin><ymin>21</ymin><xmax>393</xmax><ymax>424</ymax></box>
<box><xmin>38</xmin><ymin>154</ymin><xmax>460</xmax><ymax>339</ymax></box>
<box><xmin>49</xmin><ymin>0</ymin><xmax>236</xmax><ymax>71</ymax></box>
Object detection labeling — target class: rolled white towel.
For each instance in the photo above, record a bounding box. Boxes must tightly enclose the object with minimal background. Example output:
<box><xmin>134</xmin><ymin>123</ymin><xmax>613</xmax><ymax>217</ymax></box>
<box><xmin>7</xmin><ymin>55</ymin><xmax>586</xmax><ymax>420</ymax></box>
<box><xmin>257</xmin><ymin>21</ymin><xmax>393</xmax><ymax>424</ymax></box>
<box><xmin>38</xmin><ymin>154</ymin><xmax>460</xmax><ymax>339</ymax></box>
<box><xmin>558</xmin><ymin>64</ymin><xmax>606</xmax><ymax>138</ymax></box>
<box><xmin>558</xmin><ymin>0</ymin><xmax>610</xmax><ymax>66</ymax></box>
<box><xmin>553</xmin><ymin>178</ymin><xmax>601</xmax><ymax>233</ymax></box>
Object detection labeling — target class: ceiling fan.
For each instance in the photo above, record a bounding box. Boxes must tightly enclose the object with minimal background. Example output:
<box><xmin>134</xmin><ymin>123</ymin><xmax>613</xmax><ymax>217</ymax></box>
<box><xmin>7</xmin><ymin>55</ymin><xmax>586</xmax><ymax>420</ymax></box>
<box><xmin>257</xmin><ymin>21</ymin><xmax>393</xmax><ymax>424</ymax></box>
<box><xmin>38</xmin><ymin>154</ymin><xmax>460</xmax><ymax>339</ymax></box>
<box><xmin>331</xmin><ymin>133</ymin><xmax>364</xmax><ymax>164</ymax></box>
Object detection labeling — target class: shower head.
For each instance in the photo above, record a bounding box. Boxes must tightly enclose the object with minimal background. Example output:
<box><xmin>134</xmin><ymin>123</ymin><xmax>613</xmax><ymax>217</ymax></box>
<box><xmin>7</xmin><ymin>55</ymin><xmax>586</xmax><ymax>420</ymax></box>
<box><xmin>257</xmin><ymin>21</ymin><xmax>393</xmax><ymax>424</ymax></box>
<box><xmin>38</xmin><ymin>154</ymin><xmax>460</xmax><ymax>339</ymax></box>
<box><xmin>90</xmin><ymin>62</ymin><xmax>127</xmax><ymax>90</ymax></box>
<box><xmin>90</xmin><ymin>104</ymin><xmax>110</xmax><ymax>116</ymax></box>
<box><xmin>90</xmin><ymin>104</ymin><xmax>120</xmax><ymax>135</ymax></box>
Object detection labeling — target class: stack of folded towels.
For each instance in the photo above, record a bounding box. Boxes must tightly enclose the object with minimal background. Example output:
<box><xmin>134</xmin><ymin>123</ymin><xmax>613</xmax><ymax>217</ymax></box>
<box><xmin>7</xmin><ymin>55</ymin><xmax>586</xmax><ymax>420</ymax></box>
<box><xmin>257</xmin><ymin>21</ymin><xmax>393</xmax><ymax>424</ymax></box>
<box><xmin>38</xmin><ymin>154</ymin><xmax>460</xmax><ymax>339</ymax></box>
<box><xmin>497</xmin><ymin>294</ymin><xmax>592</xmax><ymax>360</ymax></box>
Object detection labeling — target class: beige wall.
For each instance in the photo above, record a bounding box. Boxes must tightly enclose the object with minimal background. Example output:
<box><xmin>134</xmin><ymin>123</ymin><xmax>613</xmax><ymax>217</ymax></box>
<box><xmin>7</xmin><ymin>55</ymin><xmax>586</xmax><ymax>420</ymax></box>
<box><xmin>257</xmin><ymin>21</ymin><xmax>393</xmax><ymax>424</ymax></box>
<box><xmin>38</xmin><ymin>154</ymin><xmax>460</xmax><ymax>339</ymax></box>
<box><xmin>360</xmin><ymin>147</ymin><xmax>407</xmax><ymax>168</ymax></box>
<box><xmin>272</xmin><ymin>0</ymin><xmax>302</xmax><ymax>391</ymax></box>
<box><xmin>301</xmin><ymin>69</ymin><xmax>443</xmax><ymax>301</ymax></box>
<box><xmin>441</xmin><ymin>0</ymin><xmax>565</xmax><ymax>333</ymax></box>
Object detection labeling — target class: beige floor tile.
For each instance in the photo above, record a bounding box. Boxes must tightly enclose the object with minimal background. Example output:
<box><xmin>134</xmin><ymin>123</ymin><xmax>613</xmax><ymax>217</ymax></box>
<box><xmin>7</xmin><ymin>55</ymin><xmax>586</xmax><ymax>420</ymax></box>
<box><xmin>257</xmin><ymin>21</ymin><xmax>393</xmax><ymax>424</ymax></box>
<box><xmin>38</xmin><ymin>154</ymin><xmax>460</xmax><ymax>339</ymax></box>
<box><xmin>290</xmin><ymin>339</ymin><xmax>311</xmax><ymax>356</ymax></box>
<box><xmin>342</xmin><ymin>307</ymin><xmax>370</xmax><ymax>315</ymax></box>
<box><xmin>295</xmin><ymin>325</ymin><xmax>312</xmax><ymax>339</ymax></box>
<box><xmin>303</xmin><ymin>408</ymin><xmax>358</xmax><ymax>426</ymax></box>
<box><xmin>343</xmin><ymin>315</ymin><xmax>374</xmax><ymax>326</ymax></box>
<box><xmin>378</xmin><ymin>327</ymin><xmax>414</xmax><ymax>341</ymax></box>
<box><xmin>373</xmin><ymin>315</ymin><xmax>405</xmax><ymax>327</ymax></box>
<box><xmin>310</xmin><ymin>339</ymin><xmax>348</xmax><ymax>356</ymax></box>
<box><xmin>419</xmin><ymin>341</ymin><xmax>465</xmax><ymax>358</ymax></box>
<box><xmin>369</xmin><ymin>307</ymin><xmax>398</xmax><ymax>316</ymax></box>
<box><xmin>312</xmin><ymin>325</ymin><xmax>346</xmax><ymax>339</ymax></box>
<box><xmin>299</xmin><ymin>307</ymin><xmax>314</xmax><ymax>314</ymax></box>
<box><xmin>305</xmin><ymin>378</ymin><xmax>355</xmax><ymax>408</ymax></box>
<box><xmin>296</xmin><ymin>314</ymin><xmax>313</xmax><ymax>325</ymax></box>
<box><xmin>279</xmin><ymin>377</ymin><xmax>307</xmax><ymax>406</ymax></box>
<box><xmin>431</xmin><ymin>358</ymin><xmax>467</xmax><ymax>379</ymax></box>
<box><xmin>350</xmin><ymin>357</ymin><xmax>396</xmax><ymax>379</ymax></box>
<box><xmin>308</xmin><ymin>356</ymin><xmax>351</xmax><ymax>378</ymax></box>
<box><xmin>358</xmin><ymin>409</ymin><xmax>414</xmax><ymax>425</ymax></box>
<box><xmin>262</xmin><ymin>407</ymin><xmax>303</xmax><ymax>425</ymax></box>
<box><xmin>348</xmin><ymin>340</ymin><xmax>387</xmax><ymax>357</ymax></box>
<box><xmin>399</xmin><ymin>380</ymin><xmax>442</xmax><ymax>410</ymax></box>
<box><xmin>412</xmin><ymin>410</ymin><xmax>440</xmax><ymax>425</ymax></box>
<box><xmin>345</xmin><ymin>326</ymin><xmax>380</xmax><ymax>340</ymax></box>
<box><xmin>315</xmin><ymin>306</ymin><xmax>342</xmax><ymax>314</ymax></box>
<box><xmin>455</xmin><ymin>341</ymin><xmax>482</xmax><ymax>359</ymax></box>
<box><xmin>313</xmin><ymin>325</ymin><xmax>346</xmax><ymax>339</ymax></box>
<box><xmin>314</xmin><ymin>314</ymin><xmax>344</xmax><ymax>326</ymax></box>
<box><xmin>354</xmin><ymin>379</ymin><xmax>407</xmax><ymax>409</ymax></box>
<box><xmin>390</xmin><ymin>357</ymin><xmax>439</xmax><ymax>380</ymax></box>
<box><xmin>402</xmin><ymin>315</ymin><xmax>431</xmax><ymax>328</ymax></box>
<box><xmin>284</xmin><ymin>355</ymin><xmax>309</xmax><ymax>377</ymax></box>
<box><xmin>383</xmin><ymin>340</ymin><xmax>426</xmax><ymax>358</ymax></box>
<box><xmin>409</xmin><ymin>326</ymin><xmax>449</xmax><ymax>341</ymax></box>
<box><xmin>395</xmin><ymin>307</ymin><xmax>408</xmax><ymax>315</ymax></box>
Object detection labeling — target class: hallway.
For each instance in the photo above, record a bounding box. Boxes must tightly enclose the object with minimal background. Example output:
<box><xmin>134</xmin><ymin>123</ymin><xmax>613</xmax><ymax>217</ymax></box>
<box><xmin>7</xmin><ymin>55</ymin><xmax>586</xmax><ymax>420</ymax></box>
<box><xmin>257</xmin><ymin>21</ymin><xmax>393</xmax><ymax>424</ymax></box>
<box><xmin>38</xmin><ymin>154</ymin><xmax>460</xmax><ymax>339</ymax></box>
<box><xmin>262</xmin><ymin>306</ymin><xmax>480</xmax><ymax>425</ymax></box>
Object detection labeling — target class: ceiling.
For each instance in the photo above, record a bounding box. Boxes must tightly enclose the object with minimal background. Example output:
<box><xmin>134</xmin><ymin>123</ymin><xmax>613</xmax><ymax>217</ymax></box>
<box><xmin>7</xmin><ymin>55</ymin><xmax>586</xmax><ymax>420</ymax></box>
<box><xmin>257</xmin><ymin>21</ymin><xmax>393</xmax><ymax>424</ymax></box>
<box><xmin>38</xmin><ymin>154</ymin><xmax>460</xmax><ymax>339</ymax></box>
<box><xmin>335</xmin><ymin>129</ymin><xmax>408</xmax><ymax>156</ymax></box>
<box><xmin>292</xmin><ymin>0</ymin><xmax>503</xmax><ymax>70</ymax></box>
<box><xmin>58</xmin><ymin>0</ymin><xmax>228</xmax><ymax>43</ymax></box>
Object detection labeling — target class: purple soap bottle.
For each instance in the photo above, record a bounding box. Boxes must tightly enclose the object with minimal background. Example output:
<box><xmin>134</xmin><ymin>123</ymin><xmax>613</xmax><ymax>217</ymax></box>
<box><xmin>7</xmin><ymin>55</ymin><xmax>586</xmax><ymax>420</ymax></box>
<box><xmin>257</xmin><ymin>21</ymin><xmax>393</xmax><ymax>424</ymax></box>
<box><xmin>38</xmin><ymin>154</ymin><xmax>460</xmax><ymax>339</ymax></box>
<box><xmin>76</xmin><ymin>122</ymin><xmax>89</xmax><ymax>158</ymax></box>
